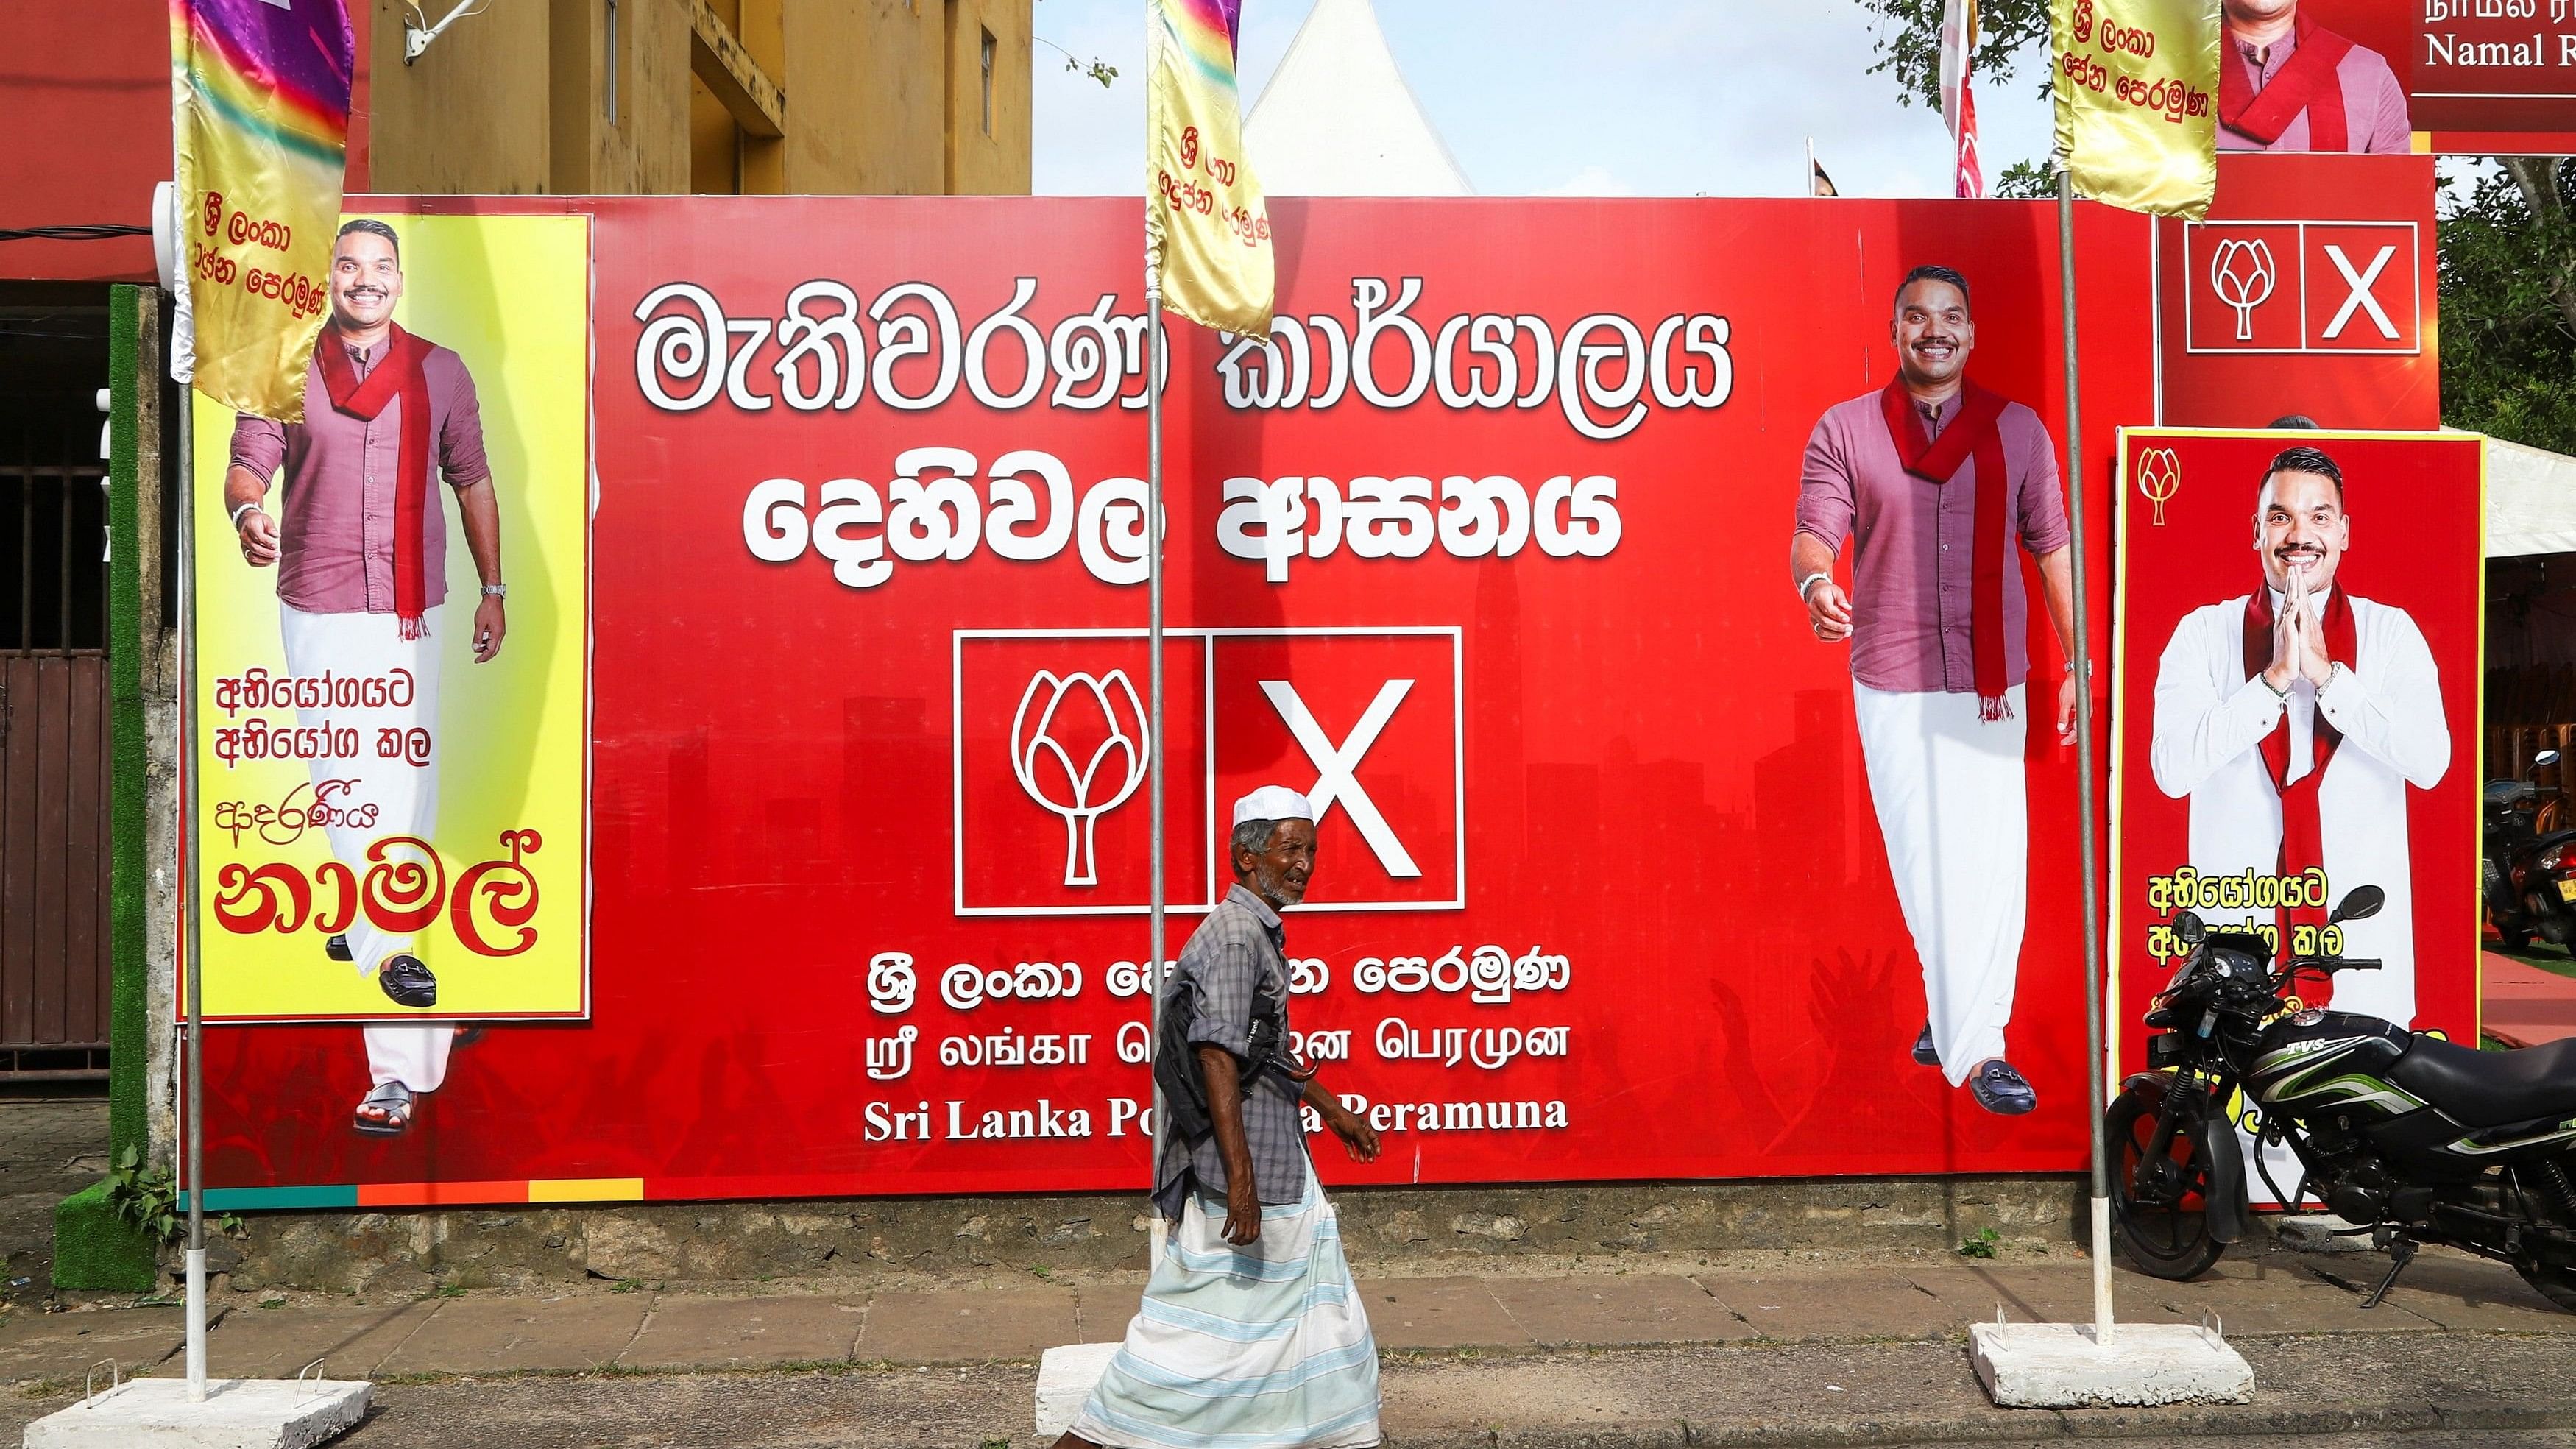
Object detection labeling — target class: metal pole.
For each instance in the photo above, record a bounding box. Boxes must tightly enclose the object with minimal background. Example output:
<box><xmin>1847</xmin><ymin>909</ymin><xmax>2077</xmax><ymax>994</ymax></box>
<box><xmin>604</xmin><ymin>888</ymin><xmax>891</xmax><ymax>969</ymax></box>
<box><xmin>2057</xmin><ymin>165</ymin><xmax>2113</xmax><ymax>1346</ymax></box>
<box><xmin>177</xmin><ymin>380</ymin><xmax>208</xmax><ymax>1399</ymax></box>
<box><xmin>1144</xmin><ymin>234</ymin><xmax>1169</xmax><ymax>1259</ymax></box>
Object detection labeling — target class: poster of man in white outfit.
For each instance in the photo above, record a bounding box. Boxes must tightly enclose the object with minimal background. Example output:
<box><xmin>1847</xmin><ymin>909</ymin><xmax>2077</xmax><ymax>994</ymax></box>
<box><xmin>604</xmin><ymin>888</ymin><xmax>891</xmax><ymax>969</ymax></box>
<box><xmin>224</xmin><ymin>219</ymin><xmax>505</xmax><ymax>1138</ymax></box>
<box><xmin>2147</xmin><ymin>442</ymin><xmax>2452</xmax><ymax>1027</ymax></box>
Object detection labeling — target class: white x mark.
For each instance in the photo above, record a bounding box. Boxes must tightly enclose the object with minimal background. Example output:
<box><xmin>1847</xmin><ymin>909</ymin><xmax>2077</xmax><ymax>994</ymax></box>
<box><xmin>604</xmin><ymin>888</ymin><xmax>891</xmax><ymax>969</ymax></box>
<box><xmin>1259</xmin><ymin>679</ymin><xmax>1422</xmax><ymax>878</ymax></box>
<box><xmin>2320</xmin><ymin>244</ymin><xmax>2399</xmax><ymax>341</ymax></box>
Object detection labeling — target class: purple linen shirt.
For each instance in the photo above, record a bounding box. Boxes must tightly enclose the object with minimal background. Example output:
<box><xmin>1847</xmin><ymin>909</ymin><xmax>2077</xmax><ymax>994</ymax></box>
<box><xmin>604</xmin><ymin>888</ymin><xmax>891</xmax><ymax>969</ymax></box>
<box><xmin>229</xmin><ymin>333</ymin><xmax>492</xmax><ymax>617</ymax></box>
<box><xmin>2219</xmin><ymin>26</ymin><xmax>2412</xmax><ymax>155</ymax></box>
<box><xmin>1795</xmin><ymin>389</ymin><xmax>2069</xmax><ymax>695</ymax></box>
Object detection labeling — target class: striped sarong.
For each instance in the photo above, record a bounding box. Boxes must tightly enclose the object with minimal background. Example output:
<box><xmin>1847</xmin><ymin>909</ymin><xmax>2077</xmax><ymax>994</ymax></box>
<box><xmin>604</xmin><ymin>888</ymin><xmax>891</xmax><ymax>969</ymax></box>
<box><xmin>1069</xmin><ymin>1161</ymin><xmax>1380</xmax><ymax>1448</ymax></box>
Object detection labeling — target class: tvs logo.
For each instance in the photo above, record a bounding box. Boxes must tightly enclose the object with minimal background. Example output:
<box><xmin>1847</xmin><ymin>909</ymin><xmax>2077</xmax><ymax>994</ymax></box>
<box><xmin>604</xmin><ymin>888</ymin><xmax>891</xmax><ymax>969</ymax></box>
<box><xmin>2134</xmin><ymin>447</ymin><xmax>2181</xmax><ymax>527</ymax></box>
<box><xmin>955</xmin><ymin>628</ymin><xmax>1462</xmax><ymax>915</ymax></box>
<box><xmin>2183</xmin><ymin>222</ymin><xmax>2419</xmax><ymax>356</ymax></box>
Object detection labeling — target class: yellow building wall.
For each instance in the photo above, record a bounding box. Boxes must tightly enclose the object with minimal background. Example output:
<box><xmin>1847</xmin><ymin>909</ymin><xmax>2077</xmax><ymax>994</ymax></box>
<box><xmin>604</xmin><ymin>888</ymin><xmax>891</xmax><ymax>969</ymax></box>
<box><xmin>369</xmin><ymin>0</ymin><xmax>1027</xmax><ymax>197</ymax></box>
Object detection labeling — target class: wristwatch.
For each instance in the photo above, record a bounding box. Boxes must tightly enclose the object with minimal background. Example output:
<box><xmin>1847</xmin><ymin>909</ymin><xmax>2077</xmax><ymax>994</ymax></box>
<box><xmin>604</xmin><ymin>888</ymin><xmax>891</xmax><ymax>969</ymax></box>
<box><xmin>479</xmin><ymin>583</ymin><xmax>507</xmax><ymax>599</ymax></box>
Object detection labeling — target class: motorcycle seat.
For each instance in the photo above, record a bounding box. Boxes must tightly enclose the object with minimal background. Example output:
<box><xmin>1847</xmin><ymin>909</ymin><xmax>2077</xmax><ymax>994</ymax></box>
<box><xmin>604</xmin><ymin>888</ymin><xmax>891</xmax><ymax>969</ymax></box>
<box><xmin>2388</xmin><ymin>1033</ymin><xmax>2576</xmax><ymax>1130</ymax></box>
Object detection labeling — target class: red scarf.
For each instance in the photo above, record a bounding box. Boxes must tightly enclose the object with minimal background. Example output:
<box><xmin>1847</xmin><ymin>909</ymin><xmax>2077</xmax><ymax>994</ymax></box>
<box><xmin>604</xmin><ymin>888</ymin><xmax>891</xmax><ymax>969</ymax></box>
<box><xmin>1880</xmin><ymin>378</ymin><xmax>2013</xmax><ymax>720</ymax></box>
<box><xmin>316</xmin><ymin>325</ymin><xmax>436</xmax><ymax>640</ymax></box>
<box><xmin>2220</xmin><ymin>13</ymin><xmax>2351</xmax><ymax>151</ymax></box>
<box><xmin>2243</xmin><ymin>581</ymin><xmax>2356</xmax><ymax>993</ymax></box>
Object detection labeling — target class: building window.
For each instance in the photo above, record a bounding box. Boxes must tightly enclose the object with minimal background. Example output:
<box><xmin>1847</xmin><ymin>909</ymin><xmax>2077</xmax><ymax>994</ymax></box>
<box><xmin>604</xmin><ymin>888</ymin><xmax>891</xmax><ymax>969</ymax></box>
<box><xmin>604</xmin><ymin>0</ymin><xmax>620</xmax><ymax>124</ymax></box>
<box><xmin>980</xmin><ymin>28</ymin><xmax>995</xmax><ymax>136</ymax></box>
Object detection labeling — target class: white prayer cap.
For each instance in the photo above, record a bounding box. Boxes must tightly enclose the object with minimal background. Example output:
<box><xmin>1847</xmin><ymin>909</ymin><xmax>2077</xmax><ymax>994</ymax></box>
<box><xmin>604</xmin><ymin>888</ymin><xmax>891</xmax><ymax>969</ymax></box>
<box><xmin>1231</xmin><ymin>785</ymin><xmax>1314</xmax><ymax>826</ymax></box>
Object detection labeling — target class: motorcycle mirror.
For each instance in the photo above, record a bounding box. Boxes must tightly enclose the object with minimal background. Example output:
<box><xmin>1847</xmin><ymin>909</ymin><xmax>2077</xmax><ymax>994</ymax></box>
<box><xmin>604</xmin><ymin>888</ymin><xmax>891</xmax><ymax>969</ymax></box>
<box><xmin>2537</xmin><ymin>749</ymin><xmax>2563</xmax><ymax>771</ymax></box>
<box><xmin>2331</xmin><ymin>885</ymin><xmax>2385</xmax><ymax>924</ymax></box>
<box><xmin>2175</xmin><ymin>911</ymin><xmax>2204</xmax><ymax>945</ymax></box>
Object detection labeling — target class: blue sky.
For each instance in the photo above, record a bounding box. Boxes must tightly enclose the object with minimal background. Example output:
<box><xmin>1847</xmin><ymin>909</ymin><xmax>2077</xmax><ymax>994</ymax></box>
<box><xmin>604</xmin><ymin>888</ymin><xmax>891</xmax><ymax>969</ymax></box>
<box><xmin>1033</xmin><ymin>0</ymin><xmax>2060</xmax><ymax>198</ymax></box>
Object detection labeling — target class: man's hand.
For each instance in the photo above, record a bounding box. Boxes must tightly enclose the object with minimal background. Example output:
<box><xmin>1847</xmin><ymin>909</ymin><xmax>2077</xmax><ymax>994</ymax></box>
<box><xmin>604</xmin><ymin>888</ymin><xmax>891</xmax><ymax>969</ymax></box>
<box><xmin>1806</xmin><ymin>579</ymin><xmax>1853</xmax><ymax>643</ymax></box>
<box><xmin>471</xmin><ymin>594</ymin><xmax>506</xmax><ymax>664</ymax></box>
<box><xmin>1323</xmin><ymin>1101</ymin><xmax>1381</xmax><ymax>1163</ymax></box>
<box><xmin>237</xmin><ymin>509</ymin><xmax>280</xmax><ymax>568</ymax></box>
<box><xmin>2056</xmin><ymin>671</ymin><xmax>2080</xmax><ymax>747</ymax></box>
<box><xmin>2264</xmin><ymin>567</ymin><xmax>2306</xmax><ymax>694</ymax></box>
<box><xmin>2296</xmin><ymin>581</ymin><xmax>2333</xmax><ymax>688</ymax></box>
<box><xmin>1222</xmin><ymin>1180</ymin><xmax>1262</xmax><ymax>1246</ymax></box>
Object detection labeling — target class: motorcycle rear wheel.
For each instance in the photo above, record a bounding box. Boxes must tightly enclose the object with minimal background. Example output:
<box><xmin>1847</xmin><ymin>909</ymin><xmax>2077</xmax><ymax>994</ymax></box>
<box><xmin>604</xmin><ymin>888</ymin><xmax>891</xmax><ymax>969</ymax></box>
<box><xmin>2107</xmin><ymin>1089</ymin><xmax>2228</xmax><ymax>1280</ymax></box>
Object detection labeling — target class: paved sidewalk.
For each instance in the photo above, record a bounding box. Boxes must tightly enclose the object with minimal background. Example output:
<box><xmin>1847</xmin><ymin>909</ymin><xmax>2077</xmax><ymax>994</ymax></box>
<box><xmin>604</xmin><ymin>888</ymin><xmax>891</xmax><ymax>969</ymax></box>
<box><xmin>2485</xmin><ymin>949</ymin><xmax>2576</xmax><ymax>1048</ymax></box>
<box><xmin>0</xmin><ymin>1239</ymin><xmax>2565</xmax><ymax>1389</ymax></box>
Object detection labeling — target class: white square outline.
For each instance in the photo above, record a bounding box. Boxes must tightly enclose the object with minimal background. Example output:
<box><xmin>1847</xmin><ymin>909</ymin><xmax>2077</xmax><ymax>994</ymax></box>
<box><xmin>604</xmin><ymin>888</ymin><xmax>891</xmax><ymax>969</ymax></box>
<box><xmin>952</xmin><ymin>626</ymin><xmax>1466</xmax><ymax>917</ymax></box>
<box><xmin>2180</xmin><ymin>219</ymin><xmax>2422</xmax><ymax>356</ymax></box>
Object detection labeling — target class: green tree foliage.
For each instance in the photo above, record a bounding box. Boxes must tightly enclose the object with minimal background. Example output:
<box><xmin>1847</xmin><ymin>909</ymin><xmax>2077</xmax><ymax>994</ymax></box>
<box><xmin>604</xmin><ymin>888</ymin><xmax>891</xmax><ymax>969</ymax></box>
<box><xmin>2439</xmin><ymin>160</ymin><xmax>2576</xmax><ymax>453</ymax></box>
<box><xmin>1858</xmin><ymin>0</ymin><xmax>2053</xmax><ymax>110</ymax></box>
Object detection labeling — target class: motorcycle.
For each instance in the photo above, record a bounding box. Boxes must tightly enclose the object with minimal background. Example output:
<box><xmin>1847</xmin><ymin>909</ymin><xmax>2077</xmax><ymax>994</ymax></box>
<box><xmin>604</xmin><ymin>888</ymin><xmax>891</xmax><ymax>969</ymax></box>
<box><xmin>2109</xmin><ymin>883</ymin><xmax>2576</xmax><ymax>1311</ymax></box>
<box><xmin>2483</xmin><ymin>747</ymin><xmax>2576</xmax><ymax>950</ymax></box>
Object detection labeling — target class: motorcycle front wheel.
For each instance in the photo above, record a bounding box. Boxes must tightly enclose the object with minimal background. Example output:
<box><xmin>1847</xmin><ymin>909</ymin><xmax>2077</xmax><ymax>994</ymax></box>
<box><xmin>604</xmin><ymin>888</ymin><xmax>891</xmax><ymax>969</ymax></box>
<box><xmin>2516</xmin><ymin>1264</ymin><xmax>2576</xmax><ymax>1313</ymax></box>
<box><xmin>2107</xmin><ymin>1088</ymin><xmax>2228</xmax><ymax>1280</ymax></box>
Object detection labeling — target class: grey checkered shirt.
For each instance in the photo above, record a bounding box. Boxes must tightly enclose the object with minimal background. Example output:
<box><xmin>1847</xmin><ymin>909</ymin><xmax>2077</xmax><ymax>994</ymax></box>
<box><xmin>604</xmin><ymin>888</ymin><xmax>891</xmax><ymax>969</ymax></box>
<box><xmin>1156</xmin><ymin>883</ymin><xmax>1311</xmax><ymax>1208</ymax></box>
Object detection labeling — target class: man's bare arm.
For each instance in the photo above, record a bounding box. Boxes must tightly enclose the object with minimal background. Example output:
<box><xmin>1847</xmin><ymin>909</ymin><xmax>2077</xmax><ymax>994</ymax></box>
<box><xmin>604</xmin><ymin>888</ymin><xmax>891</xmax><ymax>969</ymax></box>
<box><xmin>1300</xmin><ymin>1077</ymin><xmax>1381</xmax><ymax>1164</ymax></box>
<box><xmin>453</xmin><ymin>480</ymin><xmax>506</xmax><ymax>663</ymax></box>
<box><xmin>1197</xmin><ymin>1045</ymin><xmax>1261</xmax><ymax>1245</ymax></box>
<box><xmin>1791</xmin><ymin>532</ymin><xmax>1851</xmax><ymax>641</ymax></box>
<box><xmin>227</xmin><ymin>464</ymin><xmax>280</xmax><ymax>567</ymax></box>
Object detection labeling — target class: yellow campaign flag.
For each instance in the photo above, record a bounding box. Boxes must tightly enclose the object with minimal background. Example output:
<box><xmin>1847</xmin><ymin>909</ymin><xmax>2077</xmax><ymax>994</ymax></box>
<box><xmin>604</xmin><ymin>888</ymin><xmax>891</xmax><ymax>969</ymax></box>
<box><xmin>2051</xmin><ymin>0</ymin><xmax>2221</xmax><ymax>219</ymax></box>
<box><xmin>1147</xmin><ymin>0</ymin><xmax>1273</xmax><ymax>335</ymax></box>
<box><xmin>171</xmin><ymin>0</ymin><xmax>355</xmax><ymax>420</ymax></box>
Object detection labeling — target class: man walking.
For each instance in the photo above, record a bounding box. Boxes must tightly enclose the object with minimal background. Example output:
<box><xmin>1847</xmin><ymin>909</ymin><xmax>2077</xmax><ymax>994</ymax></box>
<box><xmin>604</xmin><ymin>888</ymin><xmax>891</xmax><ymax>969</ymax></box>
<box><xmin>2149</xmin><ymin>444</ymin><xmax>2450</xmax><ymax>1025</ymax></box>
<box><xmin>1058</xmin><ymin>787</ymin><xmax>1383</xmax><ymax>1449</ymax></box>
<box><xmin>1791</xmin><ymin>265</ymin><xmax>2080</xmax><ymax>1116</ymax></box>
<box><xmin>225</xmin><ymin>218</ymin><xmax>505</xmax><ymax>1138</ymax></box>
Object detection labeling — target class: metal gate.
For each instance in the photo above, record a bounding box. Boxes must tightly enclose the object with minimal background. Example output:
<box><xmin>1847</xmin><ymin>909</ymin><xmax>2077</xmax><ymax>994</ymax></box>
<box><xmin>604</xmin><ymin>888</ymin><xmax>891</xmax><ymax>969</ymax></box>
<box><xmin>0</xmin><ymin>381</ymin><xmax>113</xmax><ymax>1080</ymax></box>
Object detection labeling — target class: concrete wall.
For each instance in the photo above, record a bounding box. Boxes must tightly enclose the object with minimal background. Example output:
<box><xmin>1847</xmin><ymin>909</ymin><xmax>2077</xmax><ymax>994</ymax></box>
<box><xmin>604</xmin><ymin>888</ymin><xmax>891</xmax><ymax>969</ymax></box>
<box><xmin>219</xmin><ymin>1177</ymin><xmax>2085</xmax><ymax>1294</ymax></box>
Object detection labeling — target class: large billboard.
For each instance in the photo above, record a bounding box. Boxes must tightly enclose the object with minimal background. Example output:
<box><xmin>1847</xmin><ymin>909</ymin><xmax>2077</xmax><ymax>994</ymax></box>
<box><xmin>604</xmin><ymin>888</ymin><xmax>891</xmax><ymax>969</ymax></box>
<box><xmin>185</xmin><ymin>193</ymin><xmax>2454</xmax><ymax>1211</ymax></box>
<box><xmin>2210</xmin><ymin>1</ymin><xmax>2576</xmax><ymax>153</ymax></box>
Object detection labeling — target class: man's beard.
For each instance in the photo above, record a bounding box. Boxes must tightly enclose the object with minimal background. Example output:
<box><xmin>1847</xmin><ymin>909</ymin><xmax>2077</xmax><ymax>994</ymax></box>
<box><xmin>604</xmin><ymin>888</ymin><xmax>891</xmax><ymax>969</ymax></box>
<box><xmin>1255</xmin><ymin>863</ymin><xmax>1308</xmax><ymax>907</ymax></box>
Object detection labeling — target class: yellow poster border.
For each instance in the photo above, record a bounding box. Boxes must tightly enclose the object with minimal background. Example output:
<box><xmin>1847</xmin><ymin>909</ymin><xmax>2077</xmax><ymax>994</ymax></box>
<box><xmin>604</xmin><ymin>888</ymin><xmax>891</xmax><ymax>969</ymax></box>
<box><xmin>2108</xmin><ymin>425</ymin><xmax>2490</xmax><ymax>1076</ymax></box>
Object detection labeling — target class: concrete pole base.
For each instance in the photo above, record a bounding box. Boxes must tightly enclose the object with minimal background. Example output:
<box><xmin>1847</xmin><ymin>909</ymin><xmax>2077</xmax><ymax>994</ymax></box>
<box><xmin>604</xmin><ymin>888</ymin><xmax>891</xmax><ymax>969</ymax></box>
<box><xmin>23</xmin><ymin>1377</ymin><xmax>371</xmax><ymax>1449</ymax></box>
<box><xmin>1970</xmin><ymin>1321</ymin><xmax>2253</xmax><ymax>1409</ymax></box>
<box><xmin>1034</xmin><ymin>1342</ymin><xmax>1122</xmax><ymax>1441</ymax></box>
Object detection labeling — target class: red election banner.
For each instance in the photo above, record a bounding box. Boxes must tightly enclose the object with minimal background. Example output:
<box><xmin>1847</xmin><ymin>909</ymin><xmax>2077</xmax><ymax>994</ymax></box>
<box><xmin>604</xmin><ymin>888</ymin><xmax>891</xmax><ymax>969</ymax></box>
<box><xmin>2217</xmin><ymin>1</ymin><xmax>2576</xmax><ymax>154</ymax></box>
<box><xmin>2157</xmin><ymin>154</ymin><xmax>2439</xmax><ymax>431</ymax></box>
<box><xmin>194</xmin><ymin>195</ymin><xmax>2156</xmax><ymax>1210</ymax></box>
<box><xmin>2109</xmin><ymin>428</ymin><xmax>2484</xmax><ymax>1088</ymax></box>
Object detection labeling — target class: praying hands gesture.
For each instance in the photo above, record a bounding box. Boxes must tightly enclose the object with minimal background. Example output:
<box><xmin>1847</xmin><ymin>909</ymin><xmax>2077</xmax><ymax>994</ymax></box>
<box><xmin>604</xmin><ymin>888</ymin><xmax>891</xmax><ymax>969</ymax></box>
<box><xmin>2264</xmin><ymin>564</ymin><xmax>2336</xmax><ymax>694</ymax></box>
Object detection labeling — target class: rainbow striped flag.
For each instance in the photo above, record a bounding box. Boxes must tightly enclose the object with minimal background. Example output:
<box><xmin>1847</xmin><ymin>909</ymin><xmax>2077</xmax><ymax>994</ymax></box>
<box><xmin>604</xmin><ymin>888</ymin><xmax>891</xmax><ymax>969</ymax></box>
<box><xmin>170</xmin><ymin>0</ymin><xmax>354</xmax><ymax>420</ymax></box>
<box><xmin>1149</xmin><ymin>0</ymin><xmax>1273</xmax><ymax>335</ymax></box>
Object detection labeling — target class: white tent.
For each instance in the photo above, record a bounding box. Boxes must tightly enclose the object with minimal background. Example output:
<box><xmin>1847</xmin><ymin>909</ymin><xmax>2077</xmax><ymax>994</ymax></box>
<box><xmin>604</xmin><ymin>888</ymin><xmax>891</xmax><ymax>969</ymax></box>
<box><xmin>2486</xmin><ymin>433</ymin><xmax>2576</xmax><ymax>558</ymax></box>
<box><xmin>1245</xmin><ymin>0</ymin><xmax>1473</xmax><ymax>196</ymax></box>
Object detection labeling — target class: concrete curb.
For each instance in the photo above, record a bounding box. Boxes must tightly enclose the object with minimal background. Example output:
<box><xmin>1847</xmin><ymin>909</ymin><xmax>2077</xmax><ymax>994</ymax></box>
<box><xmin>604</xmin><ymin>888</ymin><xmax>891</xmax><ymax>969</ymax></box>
<box><xmin>1387</xmin><ymin>1404</ymin><xmax>2576</xmax><ymax>1446</ymax></box>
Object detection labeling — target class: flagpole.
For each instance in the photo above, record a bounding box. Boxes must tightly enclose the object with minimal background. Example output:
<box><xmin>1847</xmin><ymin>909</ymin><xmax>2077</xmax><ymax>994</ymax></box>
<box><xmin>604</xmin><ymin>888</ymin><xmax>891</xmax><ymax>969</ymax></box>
<box><xmin>2056</xmin><ymin>159</ymin><xmax>2113</xmax><ymax>1346</ymax></box>
<box><xmin>177</xmin><ymin>378</ymin><xmax>208</xmax><ymax>1400</ymax></box>
<box><xmin>1144</xmin><ymin>180</ymin><xmax>1170</xmax><ymax>1263</ymax></box>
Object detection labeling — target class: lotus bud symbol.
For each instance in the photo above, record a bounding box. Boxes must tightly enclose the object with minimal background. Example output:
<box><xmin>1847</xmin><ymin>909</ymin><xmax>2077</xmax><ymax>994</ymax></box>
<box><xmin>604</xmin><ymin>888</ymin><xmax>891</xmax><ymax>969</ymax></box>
<box><xmin>1011</xmin><ymin>669</ymin><xmax>1151</xmax><ymax>888</ymax></box>
<box><xmin>2137</xmin><ymin>447</ymin><xmax>2182</xmax><ymax>527</ymax></box>
<box><xmin>2211</xmin><ymin>238</ymin><xmax>2276</xmax><ymax>343</ymax></box>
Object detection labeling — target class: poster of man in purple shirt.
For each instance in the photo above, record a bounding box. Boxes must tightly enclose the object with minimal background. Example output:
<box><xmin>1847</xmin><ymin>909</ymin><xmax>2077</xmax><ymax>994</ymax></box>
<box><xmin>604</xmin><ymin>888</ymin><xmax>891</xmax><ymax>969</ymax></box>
<box><xmin>224</xmin><ymin>219</ymin><xmax>508</xmax><ymax>1139</ymax></box>
<box><xmin>2219</xmin><ymin>0</ymin><xmax>2413</xmax><ymax>154</ymax></box>
<box><xmin>1790</xmin><ymin>266</ymin><xmax>2081</xmax><ymax>1118</ymax></box>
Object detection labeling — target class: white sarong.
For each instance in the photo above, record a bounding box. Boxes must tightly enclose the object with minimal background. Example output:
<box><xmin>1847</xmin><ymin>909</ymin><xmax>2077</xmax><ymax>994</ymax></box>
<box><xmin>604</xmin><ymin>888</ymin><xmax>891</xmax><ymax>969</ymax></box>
<box><xmin>279</xmin><ymin>602</ymin><xmax>454</xmax><ymax>1093</ymax></box>
<box><xmin>1071</xmin><ymin>1160</ymin><xmax>1380</xmax><ymax>1449</ymax></box>
<box><xmin>1854</xmin><ymin>680</ymin><xmax>2027</xmax><ymax>1085</ymax></box>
